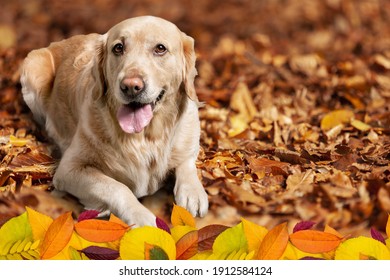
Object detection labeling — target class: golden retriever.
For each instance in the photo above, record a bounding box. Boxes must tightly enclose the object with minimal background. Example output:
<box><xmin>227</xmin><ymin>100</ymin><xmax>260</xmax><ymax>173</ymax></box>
<box><xmin>20</xmin><ymin>16</ymin><xmax>208</xmax><ymax>226</ymax></box>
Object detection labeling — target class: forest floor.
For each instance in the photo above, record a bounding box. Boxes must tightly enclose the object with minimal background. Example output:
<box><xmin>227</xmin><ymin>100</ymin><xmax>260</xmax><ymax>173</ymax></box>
<box><xmin>1</xmin><ymin>0</ymin><xmax>390</xmax><ymax>235</ymax></box>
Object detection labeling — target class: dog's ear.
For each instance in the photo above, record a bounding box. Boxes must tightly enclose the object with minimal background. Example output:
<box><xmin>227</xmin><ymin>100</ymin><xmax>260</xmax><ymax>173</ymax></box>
<box><xmin>75</xmin><ymin>34</ymin><xmax>107</xmax><ymax>100</ymax></box>
<box><xmin>181</xmin><ymin>32</ymin><xmax>198</xmax><ymax>101</ymax></box>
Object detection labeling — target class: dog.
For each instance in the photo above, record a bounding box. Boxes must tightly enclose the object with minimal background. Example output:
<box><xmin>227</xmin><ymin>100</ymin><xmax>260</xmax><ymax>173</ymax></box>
<box><xmin>20</xmin><ymin>16</ymin><xmax>209</xmax><ymax>227</ymax></box>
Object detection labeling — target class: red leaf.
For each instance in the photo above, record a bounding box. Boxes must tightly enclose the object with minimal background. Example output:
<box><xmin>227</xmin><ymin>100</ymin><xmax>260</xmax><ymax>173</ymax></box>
<box><xmin>156</xmin><ymin>217</ymin><xmax>171</xmax><ymax>234</ymax></box>
<box><xmin>293</xmin><ymin>221</ymin><xmax>316</xmax><ymax>233</ymax></box>
<box><xmin>81</xmin><ymin>246</ymin><xmax>119</xmax><ymax>260</ymax></box>
<box><xmin>198</xmin><ymin>224</ymin><xmax>229</xmax><ymax>251</ymax></box>
<box><xmin>78</xmin><ymin>210</ymin><xmax>100</xmax><ymax>222</ymax></box>
<box><xmin>370</xmin><ymin>228</ymin><xmax>386</xmax><ymax>245</ymax></box>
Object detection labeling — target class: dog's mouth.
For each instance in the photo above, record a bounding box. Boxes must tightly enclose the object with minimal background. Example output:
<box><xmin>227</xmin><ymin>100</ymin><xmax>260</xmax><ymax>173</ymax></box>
<box><xmin>116</xmin><ymin>90</ymin><xmax>165</xmax><ymax>134</ymax></box>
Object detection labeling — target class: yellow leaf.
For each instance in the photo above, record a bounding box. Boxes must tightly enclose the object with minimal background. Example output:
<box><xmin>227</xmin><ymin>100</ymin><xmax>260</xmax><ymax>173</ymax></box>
<box><xmin>40</xmin><ymin>211</ymin><xmax>74</xmax><ymax>259</ymax></box>
<box><xmin>335</xmin><ymin>236</ymin><xmax>390</xmax><ymax>260</ymax></box>
<box><xmin>256</xmin><ymin>222</ymin><xmax>289</xmax><ymax>260</ymax></box>
<box><xmin>210</xmin><ymin>222</ymin><xmax>248</xmax><ymax>260</ymax></box>
<box><xmin>350</xmin><ymin>119</ymin><xmax>371</xmax><ymax>131</ymax></box>
<box><xmin>170</xmin><ymin>225</ymin><xmax>197</xmax><ymax>243</ymax></box>
<box><xmin>171</xmin><ymin>204</ymin><xmax>196</xmax><ymax>228</ymax></box>
<box><xmin>230</xmin><ymin>82</ymin><xmax>257</xmax><ymax>120</ymax></box>
<box><xmin>320</xmin><ymin>109</ymin><xmax>354</xmax><ymax>131</ymax></box>
<box><xmin>120</xmin><ymin>226</ymin><xmax>176</xmax><ymax>260</ymax></box>
<box><xmin>26</xmin><ymin>207</ymin><xmax>53</xmax><ymax>241</ymax></box>
<box><xmin>281</xmin><ymin>242</ymin><xmax>324</xmax><ymax>260</ymax></box>
<box><xmin>241</xmin><ymin>218</ymin><xmax>268</xmax><ymax>253</ymax></box>
<box><xmin>0</xmin><ymin>212</ymin><xmax>33</xmax><ymax>257</ymax></box>
<box><xmin>9</xmin><ymin>135</ymin><xmax>29</xmax><ymax>147</ymax></box>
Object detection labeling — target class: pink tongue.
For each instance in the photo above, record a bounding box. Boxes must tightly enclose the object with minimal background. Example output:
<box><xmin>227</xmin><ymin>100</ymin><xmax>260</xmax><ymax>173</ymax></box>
<box><xmin>117</xmin><ymin>104</ymin><xmax>153</xmax><ymax>133</ymax></box>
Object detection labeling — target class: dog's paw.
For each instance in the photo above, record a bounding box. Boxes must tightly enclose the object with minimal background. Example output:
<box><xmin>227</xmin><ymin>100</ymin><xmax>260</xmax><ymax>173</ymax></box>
<box><xmin>174</xmin><ymin>183</ymin><xmax>209</xmax><ymax>217</ymax></box>
<box><xmin>122</xmin><ymin>208</ymin><xmax>157</xmax><ymax>228</ymax></box>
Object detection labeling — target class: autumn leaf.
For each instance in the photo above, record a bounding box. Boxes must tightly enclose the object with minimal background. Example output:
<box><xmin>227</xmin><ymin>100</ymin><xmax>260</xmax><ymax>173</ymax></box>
<box><xmin>81</xmin><ymin>246</ymin><xmax>119</xmax><ymax>260</ymax></box>
<box><xmin>109</xmin><ymin>213</ymin><xmax>130</xmax><ymax>228</ymax></box>
<box><xmin>40</xmin><ymin>211</ymin><xmax>74</xmax><ymax>259</ymax></box>
<box><xmin>293</xmin><ymin>221</ymin><xmax>316</xmax><ymax>233</ymax></box>
<box><xmin>171</xmin><ymin>204</ymin><xmax>196</xmax><ymax>228</ymax></box>
<box><xmin>320</xmin><ymin>109</ymin><xmax>354</xmax><ymax>131</ymax></box>
<box><xmin>0</xmin><ymin>212</ymin><xmax>34</xmax><ymax>259</ymax></box>
<box><xmin>370</xmin><ymin>228</ymin><xmax>386</xmax><ymax>245</ymax></box>
<box><xmin>26</xmin><ymin>206</ymin><xmax>53</xmax><ymax>241</ymax></box>
<box><xmin>9</xmin><ymin>135</ymin><xmax>29</xmax><ymax>147</ymax></box>
<box><xmin>171</xmin><ymin>225</ymin><xmax>197</xmax><ymax>243</ymax></box>
<box><xmin>198</xmin><ymin>224</ymin><xmax>229</xmax><ymax>251</ymax></box>
<box><xmin>156</xmin><ymin>217</ymin><xmax>171</xmax><ymax>234</ymax></box>
<box><xmin>120</xmin><ymin>226</ymin><xmax>176</xmax><ymax>260</ymax></box>
<box><xmin>176</xmin><ymin>230</ymin><xmax>198</xmax><ymax>260</ymax></box>
<box><xmin>335</xmin><ymin>236</ymin><xmax>390</xmax><ymax>260</ymax></box>
<box><xmin>386</xmin><ymin>214</ymin><xmax>390</xmax><ymax>238</ymax></box>
<box><xmin>210</xmin><ymin>222</ymin><xmax>248</xmax><ymax>260</ymax></box>
<box><xmin>241</xmin><ymin>218</ymin><xmax>268</xmax><ymax>253</ymax></box>
<box><xmin>145</xmin><ymin>243</ymin><xmax>169</xmax><ymax>260</ymax></box>
<box><xmin>324</xmin><ymin>224</ymin><xmax>343</xmax><ymax>239</ymax></box>
<box><xmin>256</xmin><ymin>222</ymin><xmax>289</xmax><ymax>260</ymax></box>
<box><xmin>77</xmin><ymin>210</ymin><xmax>100</xmax><ymax>222</ymax></box>
<box><xmin>75</xmin><ymin>219</ymin><xmax>129</xmax><ymax>243</ymax></box>
<box><xmin>289</xmin><ymin>230</ymin><xmax>342</xmax><ymax>254</ymax></box>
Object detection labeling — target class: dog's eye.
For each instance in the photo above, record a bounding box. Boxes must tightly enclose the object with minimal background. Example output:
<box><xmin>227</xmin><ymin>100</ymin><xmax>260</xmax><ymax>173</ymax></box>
<box><xmin>112</xmin><ymin>43</ymin><xmax>124</xmax><ymax>55</ymax></box>
<box><xmin>154</xmin><ymin>44</ymin><xmax>167</xmax><ymax>55</ymax></box>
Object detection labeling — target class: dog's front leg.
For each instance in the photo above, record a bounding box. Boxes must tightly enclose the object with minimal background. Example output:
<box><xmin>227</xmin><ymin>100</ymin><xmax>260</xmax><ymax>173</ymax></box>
<box><xmin>54</xmin><ymin>160</ymin><xmax>156</xmax><ymax>227</ymax></box>
<box><xmin>174</xmin><ymin>157</ymin><xmax>209</xmax><ymax>217</ymax></box>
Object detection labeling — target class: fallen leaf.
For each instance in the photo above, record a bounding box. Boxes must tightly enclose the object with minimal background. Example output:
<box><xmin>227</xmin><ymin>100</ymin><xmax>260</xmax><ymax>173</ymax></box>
<box><xmin>335</xmin><ymin>237</ymin><xmax>390</xmax><ymax>260</ymax></box>
<box><xmin>75</xmin><ymin>219</ymin><xmax>129</xmax><ymax>243</ymax></box>
<box><xmin>198</xmin><ymin>224</ymin><xmax>229</xmax><ymax>251</ymax></box>
<box><xmin>40</xmin><ymin>211</ymin><xmax>73</xmax><ymax>259</ymax></box>
<box><xmin>145</xmin><ymin>243</ymin><xmax>169</xmax><ymax>260</ymax></box>
<box><xmin>256</xmin><ymin>222</ymin><xmax>289</xmax><ymax>260</ymax></box>
<box><xmin>293</xmin><ymin>221</ymin><xmax>316</xmax><ymax>233</ymax></box>
<box><xmin>120</xmin><ymin>226</ymin><xmax>176</xmax><ymax>260</ymax></box>
<box><xmin>370</xmin><ymin>228</ymin><xmax>386</xmax><ymax>245</ymax></box>
<box><xmin>242</xmin><ymin>218</ymin><xmax>268</xmax><ymax>253</ymax></box>
<box><xmin>26</xmin><ymin>206</ymin><xmax>53</xmax><ymax>241</ymax></box>
<box><xmin>171</xmin><ymin>204</ymin><xmax>196</xmax><ymax>228</ymax></box>
<box><xmin>156</xmin><ymin>217</ymin><xmax>171</xmax><ymax>234</ymax></box>
<box><xmin>81</xmin><ymin>246</ymin><xmax>119</xmax><ymax>260</ymax></box>
<box><xmin>290</xmin><ymin>230</ymin><xmax>342</xmax><ymax>254</ymax></box>
<box><xmin>77</xmin><ymin>210</ymin><xmax>100</xmax><ymax>222</ymax></box>
<box><xmin>176</xmin><ymin>230</ymin><xmax>198</xmax><ymax>260</ymax></box>
<box><xmin>320</xmin><ymin>109</ymin><xmax>354</xmax><ymax>131</ymax></box>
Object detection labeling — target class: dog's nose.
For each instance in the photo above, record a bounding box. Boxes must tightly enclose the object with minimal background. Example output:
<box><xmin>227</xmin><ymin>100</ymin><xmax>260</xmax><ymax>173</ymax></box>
<box><xmin>120</xmin><ymin>76</ymin><xmax>145</xmax><ymax>95</ymax></box>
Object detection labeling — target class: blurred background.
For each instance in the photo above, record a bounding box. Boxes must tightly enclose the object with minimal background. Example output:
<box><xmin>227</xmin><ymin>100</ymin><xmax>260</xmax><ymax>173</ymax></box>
<box><xmin>1</xmin><ymin>0</ymin><xmax>390</xmax><ymax>233</ymax></box>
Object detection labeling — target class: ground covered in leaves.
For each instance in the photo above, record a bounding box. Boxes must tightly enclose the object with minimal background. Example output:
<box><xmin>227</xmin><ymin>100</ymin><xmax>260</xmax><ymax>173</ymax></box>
<box><xmin>1</xmin><ymin>0</ymin><xmax>390</xmax><ymax>236</ymax></box>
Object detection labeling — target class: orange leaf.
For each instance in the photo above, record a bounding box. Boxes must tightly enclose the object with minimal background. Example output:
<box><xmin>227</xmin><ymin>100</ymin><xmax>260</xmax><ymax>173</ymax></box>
<box><xmin>290</xmin><ymin>230</ymin><xmax>342</xmax><ymax>254</ymax></box>
<box><xmin>386</xmin><ymin>214</ymin><xmax>390</xmax><ymax>238</ymax></box>
<box><xmin>176</xmin><ymin>230</ymin><xmax>198</xmax><ymax>260</ymax></box>
<box><xmin>40</xmin><ymin>212</ymin><xmax>74</xmax><ymax>259</ymax></box>
<box><xmin>324</xmin><ymin>224</ymin><xmax>343</xmax><ymax>239</ymax></box>
<box><xmin>171</xmin><ymin>204</ymin><xmax>196</xmax><ymax>228</ymax></box>
<box><xmin>109</xmin><ymin>213</ymin><xmax>130</xmax><ymax>228</ymax></box>
<box><xmin>256</xmin><ymin>222</ymin><xmax>289</xmax><ymax>260</ymax></box>
<box><xmin>75</xmin><ymin>219</ymin><xmax>129</xmax><ymax>242</ymax></box>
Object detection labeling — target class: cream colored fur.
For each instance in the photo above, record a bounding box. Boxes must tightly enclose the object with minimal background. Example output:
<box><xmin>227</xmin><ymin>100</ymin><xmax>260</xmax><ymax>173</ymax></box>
<box><xmin>20</xmin><ymin>16</ymin><xmax>208</xmax><ymax>227</ymax></box>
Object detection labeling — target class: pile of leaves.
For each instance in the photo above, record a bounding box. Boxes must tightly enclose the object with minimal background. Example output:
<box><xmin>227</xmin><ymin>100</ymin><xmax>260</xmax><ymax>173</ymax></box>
<box><xmin>1</xmin><ymin>0</ymin><xmax>390</xmax><ymax>246</ymax></box>
<box><xmin>1</xmin><ymin>205</ymin><xmax>390</xmax><ymax>260</ymax></box>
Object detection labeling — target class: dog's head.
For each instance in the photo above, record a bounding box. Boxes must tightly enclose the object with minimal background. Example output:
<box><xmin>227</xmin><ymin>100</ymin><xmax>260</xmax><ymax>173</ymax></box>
<box><xmin>92</xmin><ymin>16</ymin><xmax>197</xmax><ymax>134</ymax></box>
